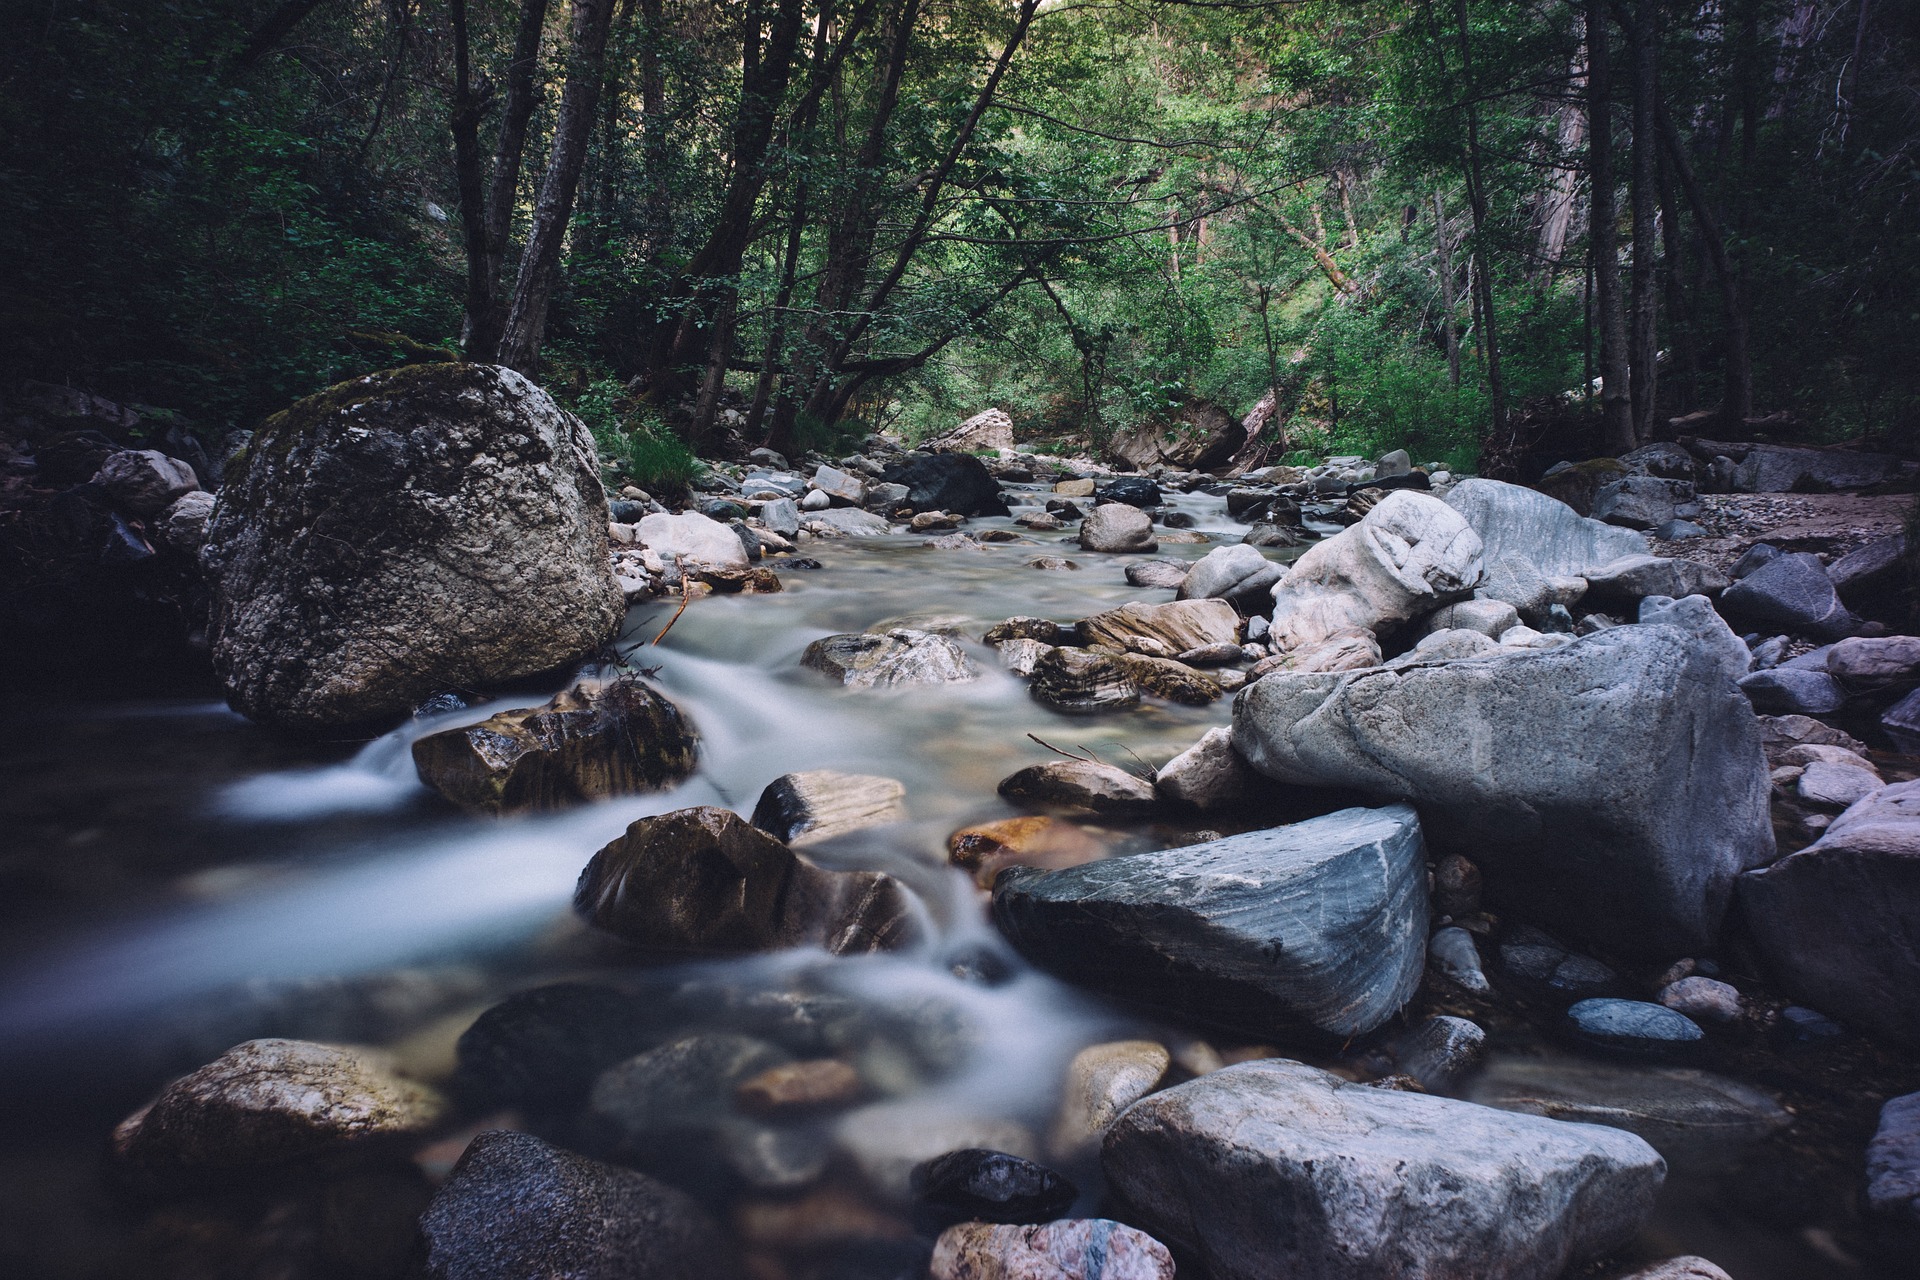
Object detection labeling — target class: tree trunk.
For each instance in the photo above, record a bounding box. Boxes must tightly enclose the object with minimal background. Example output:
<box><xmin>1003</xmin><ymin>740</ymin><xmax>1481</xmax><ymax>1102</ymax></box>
<box><xmin>1656</xmin><ymin>137</ymin><xmax>1697</xmax><ymax>412</ymax></box>
<box><xmin>1626</xmin><ymin>0</ymin><xmax>1660</xmax><ymax>443</ymax></box>
<box><xmin>462</xmin><ymin>0</ymin><xmax>551</xmax><ymax>363</ymax></box>
<box><xmin>1587</xmin><ymin>0</ymin><xmax>1633</xmax><ymax>452</ymax></box>
<box><xmin>1449</xmin><ymin>0</ymin><xmax>1508</xmax><ymax>441</ymax></box>
<box><xmin>1656</xmin><ymin>100</ymin><xmax>1753</xmax><ymax>423</ymax></box>
<box><xmin>497</xmin><ymin>0</ymin><xmax>619</xmax><ymax>377</ymax></box>
<box><xmin>1433</xmin><ymin>191</ymin><xmax>1461</xmax><ymax>387</ymax></box>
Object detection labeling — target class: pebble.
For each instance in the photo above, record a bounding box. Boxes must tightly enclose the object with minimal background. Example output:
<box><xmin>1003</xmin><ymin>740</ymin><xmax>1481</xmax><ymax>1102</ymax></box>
<box><xmin>930</xmin><ymin>1220</ymin><xmax>1175</xmax><ymax>1280</ymax></box>
<box><xmin>1656</xmin><ymin>976</ymin><xmax>1743</xmax><ymax>1024</ymax></box>
<box><xmin>1429</xmin><ymin>926</ymin><xmax>1490</xmax><ymax>992</ymax></box>
<box><xmin>1566</xmin><ymin>998</ymin><xmax>1705</xmax><ymax>1058</ymax></box>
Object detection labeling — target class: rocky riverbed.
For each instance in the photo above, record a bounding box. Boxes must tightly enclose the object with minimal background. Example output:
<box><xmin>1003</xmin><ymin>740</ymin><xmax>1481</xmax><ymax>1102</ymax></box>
<box><xmin>2</xmin><ymin>368</ymin><xmax>1918</xmax><ymax>1280</ymax></box>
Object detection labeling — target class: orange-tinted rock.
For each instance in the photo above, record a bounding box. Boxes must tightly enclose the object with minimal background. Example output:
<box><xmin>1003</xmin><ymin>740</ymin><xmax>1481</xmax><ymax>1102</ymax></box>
<box><xmin>735</xmin><ymin>1060</ymin><xmax>866</xmax><ymax>1116</ymax></box>
<box><xmin>948</xmin><ymin>816</ymin><xmax>1108</xmax><ymax>887</ymax></box>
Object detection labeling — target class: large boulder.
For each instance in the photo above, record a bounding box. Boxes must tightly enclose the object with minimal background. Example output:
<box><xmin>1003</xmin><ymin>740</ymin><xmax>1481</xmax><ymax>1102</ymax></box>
<box><xmin>1108</xmin><ymin>398</ymin><xmax>1247</xmax><ymax>471</ymax></box>
<box><xmin>1719</xmin><ymin>551</ymin><xmax>1862</xmax><ymax>640</ymax></box>
<box><xmin>1445</xmin><ymin>477</ymin><xmax>1648</xmax><ymax>576</ymax></box>
<box><xmin>880</xmin><ymin>453</ymin><xmax>1010</xmax><ymax>516</ymax></box>
<box><xmin>1233</xmin><ymin>625</ymin><xmax>1775</xmax><ymax>954</ymax></box>
<box><xmin>992</xmin><ymin>805</ymin><xmax>1429</xmax><ymax>1041</ymax></box>
<box><xmin>1079</xmin><ymin>599</ymin><xmax>1239</xmax><ymax>656</ymax></box>
<box><xmin>574</xmin><ymin>806</ymin><xmax>920</xmax><ymax>957</ymax></box>
<box><xmin>636</xmin><ymin>510</ymin><xmax>751</xmax><ymax>572</ymax></box>
<box><xmin>1267</xmin><ymin>490</ymin><xmax>1482</xmax><ymax>650</ymax></box>
<box><xmin>420</xmin><ymin>1130</ymin><xmax>731</xmax><ymax>1280</ymax></box>
<box><xmin>1730</xmin><ymin>444</ymin><xmax>1903</xmax><ymax>493</ymax></box>
<box><xmin>923</xmin><ymin>407</ymin><xmax>1015</xmax><ymax>454</ymax></box>
<box><xmin>1102</xmin><ymin>1059</ymin><xmax>1664</xmax><ymax>1280</ymax></box>
<box><xmin>1592</xmin><ymin>476</ymin><xmax>1694</xmax><ymax>530</ymax></box>
<box><xmin>92</xmin><ymin>448</ymin><xmax>201</xmax><ymax>515</ymax></box>
<box><xmin>113</xmin><ymin>1039</ymin><xmax>445</xmax><ymax>1183</ymax></box>
<box><xmin>1176</xmin><ymin>543</ymin><xmax>1284</xmax><ymax>603</ymax></box>
<box><xmin>411</xmin><ymin>677</ymin><xmax>698</xmax><ymax>813</ymax></box>
<box><xmin>202</xmin><ymin>364</ymin><xmax>622</xmax><ymax>731</ymax></box>
<box><xmin>1739</xmin><ymin>780</ymin><xmax>1920</xmax><ymax>1047</ymax></box>
<box><xmin>1078</xmin><ymin>503</ymin><xmax>1157</xmax><ymax>553</ymax></box>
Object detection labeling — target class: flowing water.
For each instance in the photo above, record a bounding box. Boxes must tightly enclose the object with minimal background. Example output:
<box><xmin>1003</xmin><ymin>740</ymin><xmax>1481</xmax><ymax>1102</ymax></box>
<box><xmin>0</xmin><ymin>489</ymin><xmax>1891</xmax><ymax>1278</ymax></box>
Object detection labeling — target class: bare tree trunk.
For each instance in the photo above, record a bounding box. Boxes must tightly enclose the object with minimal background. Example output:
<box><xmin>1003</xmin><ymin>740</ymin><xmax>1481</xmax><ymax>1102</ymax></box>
<box><xmin>1587</xmin><ymin>0</ymin><xmax>1633</xmax><ymax>452</ymax></box>
<box><xmin>450</xmin><ymin>0</ymin><xmax>492</xmax><ymax>357</ymax></box>
<box><xmin>1656</xmin><ymin>100</ymin><xmax>1753</xmax><ymax>423</ymax></box>
<box><xmin>1627</xmin><ymin>0</ymin><xmax>1660</xmax><ymax>443</ymax></box>
<box><xmin>1533</xmin><ymin>45</ymin><xmax>1588</xmax><ymax>285</ymax></box>
<box><xmin>497</xmin><ymin>0</ymin><xmax>619</xmax><ymax>377</ymax></box>
<box><xmin>1656</xmin><ymin>138</ymin><xmax>1697</xmax><ymax>412</ymax></box>
<box><xmin>1450</xmin><ymin>0</ymin><xmax>1508</xmax><ymax>441</ymax></box>
<box><xmin>1433</xmin><ymin>191</ymin><xmax>1462</xmax><ymax>387</ymax></box>
<box><xmin>461</xmin><ymin>0</ymin><xmax>551</xmax><ymax>362</ymax></box>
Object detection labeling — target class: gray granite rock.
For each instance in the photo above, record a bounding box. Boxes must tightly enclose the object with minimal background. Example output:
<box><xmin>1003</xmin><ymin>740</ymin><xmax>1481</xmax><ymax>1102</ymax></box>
<box><xmin>1102</xmin><ymin>1059</ymin><xmax>1663</xmax><ymax>1280</ymax></box>
<box><xmin>1234</xmin><ymin>626</ymin><xmax>1775</xmax><ymax>954</ymax></box>
<box><xmin>1593</xmin><ymin>476</ymin><xmax>1694</xmax><ymax>530</ymax></box>
<box><xmin>1730</xmin><ymin>444</ymin><xmax>1902</xmax><ymax>493</ymax></box>
<box><xmin>1720</xmin><ymin>551</ymin><xmax>1862</xmax><ymax>641</ymax></box>
<box><xmin>802</xmin><ymin>629</ymin><xmax>979</xmax><ymax>687</ymax></box>
<box><xmin>1424</xmin><ymin>596</ymin><xmax>1521</xmax><ymax>638</ymax></box>
<box><xmin>1153</xmin><ymin>726</ymin><xmax>1251</xmax><ymax>811</ymax></box>
<box><xmin>1395</xmin><ymin>1015</ymin><xmax>1486</xmax><ymax>1090</ymax></box>
<box><xmin>992</xmin><ymin>805</ymin><xmax>1428</xmax><ymax>1041</ymax></box>
<box><xmin>1124</xmin><ymin>559</ymin><xmax>1189</xmax><ymax>590</ymax></box>
<box><xmin>1868</xmin><ymin>1091</ymin><xmax>1920</xmax><ymax>1223</ymax></box>
<box><xmin>1586</xmin><ymin>554</ymin><xmax>1730</xmax><ymax>605</ymax></box>
<box><xmin>1740</xmin><ymin>779</ymin><xmax>1920</xmax><ymax>1047</ymax></box>
<box><xmin>1737</xmin><ymin>666</ymin><xmax>1849</xmax><ymax>715</ymax></box>
<box><xmin>1445</xmin><ymin>477</ymin><xmax>1647</xmax><ymax>577</ymax></box>
<box><xmin>1566</xmin><ymin>998</ymin><xmax>1704</xmax><ymax>1058</ymax></box>
<box><xmin>1079</xmin><ymin>503</ymin><xmax>1158</xmax><ymax>552</ymax></box>
<box><xmin>1176</xmin><ymin>543</ymin><xmax>1283</xmax><ymax>602</ymax></box>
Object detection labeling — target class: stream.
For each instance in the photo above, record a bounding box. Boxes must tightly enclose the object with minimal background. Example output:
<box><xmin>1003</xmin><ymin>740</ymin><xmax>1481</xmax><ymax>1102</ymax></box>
<box><xmin>0</xmin><ymin>488</ymin><xmax>1887</xmax><ymax>1279</ymax></box>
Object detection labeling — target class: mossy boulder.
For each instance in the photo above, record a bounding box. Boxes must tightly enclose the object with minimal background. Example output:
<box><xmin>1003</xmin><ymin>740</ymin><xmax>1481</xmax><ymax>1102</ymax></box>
<box><xmin>202</xmin><ymin>364</ymin><xmax>623</xmax><ymax>731</ymax></box>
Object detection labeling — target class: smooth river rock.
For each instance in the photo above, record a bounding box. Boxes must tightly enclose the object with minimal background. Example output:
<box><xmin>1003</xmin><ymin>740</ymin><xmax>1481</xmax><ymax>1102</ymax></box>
<box><xmin>997</xmin><ymin>758</ymin><xmax>1158</xmax><ymax>816</ymax></box>
<box><xmin>1267</xmin><ymin>490</ymin><xmax>1483</xmax><ymax>650</ymax></box>
<box><xmin>751</xmin><ymin>769</ymin><xmax>908</xmax><ymax>846</ymax></box>
<box><xmin>912</xmin><ymin>1149</ymin><xmax>1078</xmax><ymax>1229</ymax></box>
<box><xmin>931</xmin><ymin>1220</ymin><xmax>1174</xmax><ymax>1280</ymax></box>
<box><xmin>1078</xmin><ymin>502</ymin><xmax>1157</xmax><ymax>552</ymax></box>
<box><xmin>575</xmin><ymin>806</ymin><xmax>920</xmax><ymax>957</ymax></box>
<box><xmin>802</xmin><ymin>628</ymin><xmax>980</xmax><ymax>687</ymax></box>
<box><xmin>1233</xmin><ymin>625</ymin><xmax>1774</xmax><ymax>954</ymax></box>
<box><xmin>1444</xmin><ymin>477</ymin><xmax>1648</xmax><ymax>577</ymax></box>
<box><xmin>411</xmin><ymin>677</ymin><xmax>698</xmax><ymax>813</ymax></box>
<box><xmin>1103</xmin><ymin>1058</ymin><xmax>1664</xmax><ymax>1280</ymax></box>
<box><xmin>1719</xmin><ymin>551</ymin><xmax>1862</xmax><ymax>641</ymax></box>
<box><xmin>992</xmin><ymin>805</ymin><xmax>1428</xmax><ymax>1041</ymax></box>
<box><xmin>1079</xmin><ymin>598</ymin><xmax>1240</xmax><ymax>655</ymax></box>
<box><xmin>1739</xmin><ymin>779</ymin><xmax>1920</xmax><ymax>1047</ymax></box>
<box><xmin>202</xmin><ymin>364</ymin><xmax>622</xmax><ymax>730</ymax></box>
<box><xmin>1177</xmin><ymin>543</ymin><xmax>1283</xmax><ymax>603</ymax></box>
<box><xmin>420</xmin><ymin>1129</ymin><xmax>731</xmax><ymax>1280</ymax></box>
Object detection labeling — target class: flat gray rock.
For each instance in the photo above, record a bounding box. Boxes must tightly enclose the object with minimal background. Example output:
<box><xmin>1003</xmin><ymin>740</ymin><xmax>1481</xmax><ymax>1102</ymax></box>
<box><xmin>1445</xmin><ymin>477</ymin><xmax>1647</xmax><ymax>577</ymax></box>
<box><xmin>992</xmin><ymin>805</ymin><xmax>1428</xmax><ymax>1040</ymax></box>
<box><xmin>1234</xmin><ymin>625</ymin><xmax>1774</xmax><ymax>954</ymax></box>
<box><xmin>1103</xmin><ymin>1059</ymin><xmax>1664</xmax><ymax>1280</ymax></box>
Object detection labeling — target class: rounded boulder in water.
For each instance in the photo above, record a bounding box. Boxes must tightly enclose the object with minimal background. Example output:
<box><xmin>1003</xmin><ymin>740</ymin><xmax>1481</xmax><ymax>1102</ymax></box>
<box><xmin>910</xmin><ymin>1148</ymin><xmax>1077</xmax><ymax>1231</ymax></box>
<box><xmin>1566</xmin><ymin>998</ymin><xmax>1704</xmax><ymax>1059</ymax></box>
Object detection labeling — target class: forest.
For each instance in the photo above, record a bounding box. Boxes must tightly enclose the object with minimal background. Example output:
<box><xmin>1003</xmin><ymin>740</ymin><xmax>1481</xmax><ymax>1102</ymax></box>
<box><xmin>4</xmin><ymin>0</ymin><xmax>1915</xmax><ymax>478</ymax></box>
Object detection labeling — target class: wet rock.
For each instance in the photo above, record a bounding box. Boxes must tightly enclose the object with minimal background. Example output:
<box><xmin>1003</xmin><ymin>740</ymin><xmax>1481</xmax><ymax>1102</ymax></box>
<box><xmin>1500</xmin><ymin>932</ymin><xmax>1622</xmax><ymax>999</ymax></box>
<box><xmin>997</xmin><ymin>637</ymin><xmax>1052</xmax><ymax>675</ymax></box>
<box><xmin>1593</xmin><ymin>476</ymin><xmax>1694</xmax><ymax>530</ymax></box>
<box><xmin>910</xmin><ymin>511</ymin><xmax>964</xmax><ymax>532</ymax></box>
<box><xmin>1237</xmin><ymin>626</ymin><xmax>1773</xmax><ymax>955</ymax></box>
<box><xmin>1177</xmin><ymin>641</ymin><xmax>1242</xmax><ymax>665</ymax></box>
<box><xmin>1079</xmin><ymin>598</ymin><xmax>1240</xmax><ymax>655</ymax></box>
<box><xmin>1078</xmin><ymin>502</ymin><xmax>1157</xmax><ymax>553</ymax></box>
<box><xmin>1740</xmin><ymin>779</ymin><xmax>1920</xmax><ymax>1047</ymax></box>
<box><xmin>1737</xmin><ymin>665</ymin><xmax>1848</xmax><ymax>714</ymax></box>
<box><xmin>453</xmin><ymin>983</ymin><xmax>661</xmax><ymax>1109</ymax></box>
<box><xmin>751</xmin><ymin>770</ymin><xmax>908</xmax><ymax>846</ymax></box>
<box><xmin>574</xmin><ymin>806</ymin><xmax>920</xmax><ymax>957</ymax></box>
<box><xmin>1395</xmin><ymin>1016</ymin><xmax>1485</xmax><ymax>1091</ymax></box>
<box><xmin>1243</xmin><ymin>521</ymin><xmax>1304</xmax><ymax>548</ymax></box>
<box><xmin>1113</xmin><ymin>652</ymin><xmax>1221</xmax><ymax>704</ymax></box>
<box><xmin>589</xmin><ymin>1033</ymin><xmax>790</xmax><ymax>1149</ymax></box>
<box><xmin>1445</xmin><ymin>477</ymin><xmax>1648</xmax><ymax>576</ymax></box>
<box><xmin>1027</xmin><ymin>646</ymin><xmax>1139</xmax><ymax>713</ymax></box>
<box><xmin>804</xmin><ymin>507</ymin><xmax>891</xmax><ymax>536</ymax></box>
<box><xmin>1103</xmin><ymin>1058</ymin><xmax>1663</xmax><ymax>1280</ymax></box>
<box><xmin>803</xmin><ymin>628</ymin><xmax>980</xmax><ymax>687</ymax></box>
<box><xmin>202</xmin><ymin>365</ymin><xmax>622</xmax><ymax>730</ymax></box>
<box><xmin>157</xmin><ymin>489</ymin><xmax>218</xmax><ymax>551</ymax></box>
<box><xmin>1432</xmin><ymin>853</ymin><xmax>1482</xmax><ymax>916</ymax></box>
<box><xmin>639</xmin><ymin>510</ymin><xmax>751</xmax><ymax>572</ymax></box>
<box><xmin>1016</xmin><ymin>512</ymin><xmax>1065</xmax><ymax>531</ymax></box>
<box><xmin>1267</xmin><ymin>490</ymin><xmax>1483</xmax><ymax>650</ymax></box>
<box><xmin>983</xmin><ymin>616</ymin><xmax>1068</xmax><ymax>645</ymax></box>
<box><xmin>1049</xmin><ymin>1040</ymin><xmax>1171</xmax><ymax>1159</ymax></box>
<box><xmin>1887</xmin><ymin>687</ymin><xmax>1920</xmax><ymax>752</ymax></box>
<box><xmin>1096</xmin><ymin>476</ymin><xmax>1164</xmax><ymax>507</ymax></box>
<box><xmin>881</xmin><ymin>453</ymin><xmax>1010</xmax><ymax>517</ymax></box>
<box><xmin>1658</xmin><ymin>976</ymin><xmax>1743</xmax><ymax>1024</ymax></box>
<box><xmin>1153</xmin><ymin>726</ymin><xmax>1250</xmax><ymax>811</ymax></box>
<box><xmin>998</xmin><ymin>759</ymin><xmax>1157</xmax><ymax>817</ymax></box>
<box><xmin>993</xmin><ymin>805</ymin><xmax>1428</xmax><ymax>1041</ymax></box>
<box><xmin>931</xmin><ymin>1220</ymin><xmax>1174</xmax><ymax>1280</ymax></box>
<box><xmin>411</xmin><ymin>677</ymin><xmax>698</xmax><ymax>813</ymax></box>
<box><xmin>420</xmin><ymin>1129</ymin><xmax>730</xmax><ymax>1280</ymax></box>
<box><xmin>1424</xmin><ymin>596</ymin><xmax>1520</xmax><ymax>638</ymax></box>
<box><xmin>1720</xmin><ymin>551</ymin><xmax>1862</xmax><ymax>641</ymax></box>
<box><xmin>912</xmin><ymin>1149</ymin><xmax>1078</xmax><ymax>1229</ymax></box>
<box><xmin>1176</xmin><ymin>544</ymin><xmax>1283</xmax><ymax>602</ymax></box>
<box><xmin>113</xmin><ymin>1039</ymin><xmax>446</xmax><ymax>1182</ymax></box>
<box><xmin>1053</xmin><ymin>478</ymin><xmax>1096</xmax><ymax>498</ymax></box>
<box><xmin>837</xmin><ymin>1104</ymin><xmax>1038</xmax><ymax>1205</ymax></box>
<box><xmin>1469</xmin><ymin>1058</ymin><xmax>1789</xmax><ymax>1173</ymax></box>
<box><xmin>1429</xmin><ymin>926</ymin><xmax>1489</xmax><ymax>991</ymax></box>
<box><xmin>947</xmin><ymin>816</ymin><xmax>1107</xmax><ymax>887</ymax></box>
<box><xmin>93</xmin><ymin>448</ymin><xmax>200</xmax><ymax>515</ymax></box>
<box><xmin>1566</xmin><ymin>999</ymin><xmax>1704</xmax><ymax>1058</ymax></box>
<box><xmin>735</xmin><ymin>1059</ymin><xmax>865</xmax><ymax>1116</ymax></box>
<box><xmin>1868</xmin><ymin>1091</ymin><xmax>1920</xmax><ymax>1223</ymax></box>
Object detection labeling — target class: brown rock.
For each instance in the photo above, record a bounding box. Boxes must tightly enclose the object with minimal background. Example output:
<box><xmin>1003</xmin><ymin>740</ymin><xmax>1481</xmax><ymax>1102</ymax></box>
<box><xmin>948</xmin><ymin>816</ymin><xmax>1108</xmax><ymax>887</ymax></box>
<box><xmin>997</xmin><ymin>760</ymin><xmax>1158</xmax><ymax>817</ymax></box>
<box><xmin>574</xmin><ymin>807</ymin><xmax>920</xmax><ymax>956</ymax></box>
<box><xmin>735</xmin><ymin>1060</ymin><xmax>867</xmax><ymax>1115</ymax></box>
<box><xmin>750</xmin><ymin>770</ymin><xmax>908</xmax><ymax>847</ymax></box>
<box><xmin>1113</xmin><ymin>653</ymin><xmax>1222</xmax><ymax>705</ymax></box>
<box><xmin>1080</xmin><ymin>599</ymin><xmax>1240</xmax><ymax>655</ymax></box>
<box><xmin>1028</xmin><ymin>647</ymin><xmax>1139</xmax><ymax>713</ymax></box>
<box><xmin>411</xmin><ymin>677</ymin><xmax>698</xmax><ymax>813</ymax></box>
<box><xmin>1049</xmin><ymin>1040</ymin><xmax>1171</xmax><ymax>1159</ymax></box>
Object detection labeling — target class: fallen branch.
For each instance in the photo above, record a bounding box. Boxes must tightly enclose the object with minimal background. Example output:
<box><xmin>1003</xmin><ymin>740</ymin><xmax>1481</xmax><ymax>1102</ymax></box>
<box><xmin>649</xmin><ymin>574</ymin><xmax>695</xmax><ymax>645</ymax></box>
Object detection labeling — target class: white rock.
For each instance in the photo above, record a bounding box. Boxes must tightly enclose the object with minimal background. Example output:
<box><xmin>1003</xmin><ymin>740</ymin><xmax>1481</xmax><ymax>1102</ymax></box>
<box><xmin>635</xmin><ymin>510</ymin><xmax>750</xmax><ymax>571</ymax></box>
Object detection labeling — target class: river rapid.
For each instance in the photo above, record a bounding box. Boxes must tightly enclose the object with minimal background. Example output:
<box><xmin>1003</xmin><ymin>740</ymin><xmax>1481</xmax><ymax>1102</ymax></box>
<box><xmin>0</xmin><ymin>488</ymin><xmax>1885</xmax><ymax>1279</ymax></box>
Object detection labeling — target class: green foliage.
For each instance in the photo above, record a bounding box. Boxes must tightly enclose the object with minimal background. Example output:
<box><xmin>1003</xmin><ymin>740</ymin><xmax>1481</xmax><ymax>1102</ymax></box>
<box><xmin>573</xmin><ymin>380</ymin><xmax>701</xmax><ymax>492</ymax></box>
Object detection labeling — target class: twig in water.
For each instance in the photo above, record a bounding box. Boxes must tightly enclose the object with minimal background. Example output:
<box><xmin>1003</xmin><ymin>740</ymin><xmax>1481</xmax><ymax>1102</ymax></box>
<box><xmin>1117</xmin><ymin>743</ymin><xmax>1158</xmax><ymax>780</ymax></box>
<box><xmin>650</xmin><ymin>574</ymin><xmax>694</xmax><ymax>645</ymax></box>
<box><xmin>1026</xmin><ymin>733</ymin><xmax>1100</xmax><ymax>763</ymax></box>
